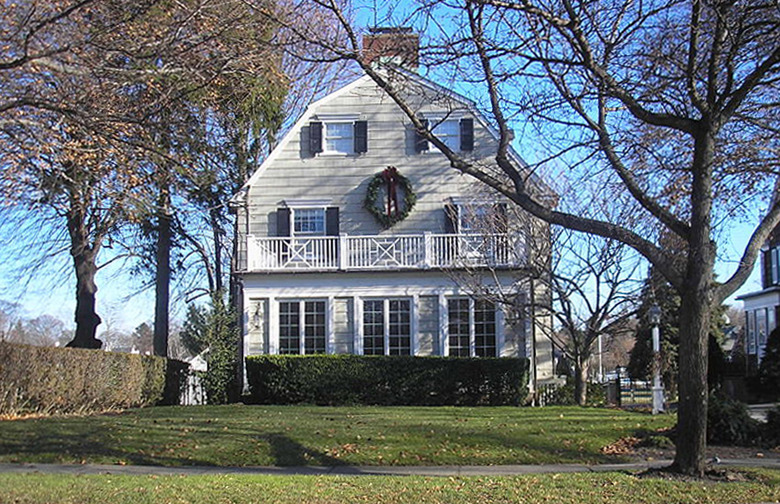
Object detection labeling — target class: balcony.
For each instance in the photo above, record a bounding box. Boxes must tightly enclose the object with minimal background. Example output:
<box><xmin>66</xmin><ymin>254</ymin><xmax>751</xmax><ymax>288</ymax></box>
<box><xmin>244</xmin><ymin>233</ymin><xmax>524</xmax><ymax>272</ymax></box>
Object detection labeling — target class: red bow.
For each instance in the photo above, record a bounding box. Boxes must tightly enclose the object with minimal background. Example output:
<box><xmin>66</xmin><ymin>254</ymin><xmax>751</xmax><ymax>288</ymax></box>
<box><xmin>381</xmin><ymin>166</ymin><xmax>400</xmax><ymax>218</ymax></box>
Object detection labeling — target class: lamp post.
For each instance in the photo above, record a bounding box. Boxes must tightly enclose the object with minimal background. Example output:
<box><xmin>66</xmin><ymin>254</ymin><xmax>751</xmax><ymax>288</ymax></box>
<box><xmin>649</xmin><ymin>304</ymin><xmax>665</xmax><ymax>414</ymax></box>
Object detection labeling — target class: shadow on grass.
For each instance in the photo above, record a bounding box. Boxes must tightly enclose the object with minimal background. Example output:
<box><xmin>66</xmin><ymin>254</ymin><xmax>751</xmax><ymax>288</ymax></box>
<box><xmin>258</xmin><ymin>433</ymin><xmax>343</xmax><ymax>466</ymax></box>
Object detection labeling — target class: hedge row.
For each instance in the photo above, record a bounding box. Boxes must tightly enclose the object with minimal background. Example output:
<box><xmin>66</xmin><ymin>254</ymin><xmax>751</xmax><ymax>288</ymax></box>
<box><xmin>0</xmin><ymin>341</ymin><xmax>188</xmax><ymax>416</ymax></box>
<box><xmin>246</xmin><ymin>355</ymin><xmax>529</xmax><ymax>406</ymax></box>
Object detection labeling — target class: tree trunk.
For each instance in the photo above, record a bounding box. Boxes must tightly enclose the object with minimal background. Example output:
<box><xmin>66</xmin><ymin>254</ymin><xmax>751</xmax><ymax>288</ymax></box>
<box><xmin>153</xmin><ymin>184</ymin><xmax>171</xmax><ymax>357</ymax></box>
<box><xmin>66</xmin><ymin>241</ymin><xmax>102</xmax><ymax>349</ymax></box>
<box><xmin>672</xmin><ymin>127</ymin><xmax>716</xmax><ymax>476</ymax></box>
<box><xmin>574</xmin><ymin>357</ymin><xmax>589</xmax><ymax>406</ymax></box>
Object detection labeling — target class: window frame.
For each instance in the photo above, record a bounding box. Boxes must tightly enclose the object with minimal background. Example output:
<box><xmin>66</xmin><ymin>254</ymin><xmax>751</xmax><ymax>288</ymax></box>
<box><xmin>447</xmin><ymin>297</ymin><xmax>497</xmax><ymax>357</ymax></box>
<box><xmin>278</xmin><ymin>299</ymin><xmax>328</xmax><ymax>355</ymax></box>
<box><xmin>361</xmin><ymin>298</ymin><xmax>412</xmax><ymax>356</ymax></box>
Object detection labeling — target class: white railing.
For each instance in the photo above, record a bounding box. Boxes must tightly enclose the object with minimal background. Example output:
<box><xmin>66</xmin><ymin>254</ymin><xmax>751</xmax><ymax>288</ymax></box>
<box><xmin>246</xmin><ymin>233</ymin><xmax>524</xmax><ymax>272</ymax></box>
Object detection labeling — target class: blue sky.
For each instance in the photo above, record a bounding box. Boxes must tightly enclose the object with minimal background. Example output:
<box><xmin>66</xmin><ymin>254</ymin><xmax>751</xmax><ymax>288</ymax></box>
<box><xmin>0</xmin><ymin>0</ymin><xmax>767</xmax><ymax>334</ymax></box>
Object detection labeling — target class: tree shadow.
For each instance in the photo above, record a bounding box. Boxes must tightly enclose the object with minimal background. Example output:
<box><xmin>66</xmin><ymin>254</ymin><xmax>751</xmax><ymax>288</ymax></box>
<box><xmin>257</xmin><ymin>432</ymin><xmax>343</xmax><ymax>466</ymax></box>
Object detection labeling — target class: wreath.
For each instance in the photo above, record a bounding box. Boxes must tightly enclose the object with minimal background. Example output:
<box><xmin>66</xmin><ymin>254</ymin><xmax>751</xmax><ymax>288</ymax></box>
<box><xmin>364</xmin><ymin>166</ymin><xmax>417</xmax><ymax>228</ymax></box>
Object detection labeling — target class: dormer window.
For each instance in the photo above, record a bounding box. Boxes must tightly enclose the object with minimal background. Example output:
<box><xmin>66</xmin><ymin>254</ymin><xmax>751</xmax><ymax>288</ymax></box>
<box><xmin>415</xmin><ymin>116</ymin><xmax>474</xmax><ymax>153</ymax></box>
<box><xmin>309</xmin><ymin>116</ymin><xmax>367</xmax><ymax>155</ymax></box>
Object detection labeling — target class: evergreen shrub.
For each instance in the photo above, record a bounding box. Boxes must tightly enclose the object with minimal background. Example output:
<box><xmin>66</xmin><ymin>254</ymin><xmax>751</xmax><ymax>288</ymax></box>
<box><xmin>245</xmin><ymin>355</ymin><xmax>529</xmax><ymax>406</ymax></box>
<box><xmin>0</xmin><ymin>341</ymin><xmax>187</xmax><ymax>416</ymax></box>
<box><xmin>706</xmin><ymin>393</ymin><xmax>761</xmax><ymax>446</ymax></box>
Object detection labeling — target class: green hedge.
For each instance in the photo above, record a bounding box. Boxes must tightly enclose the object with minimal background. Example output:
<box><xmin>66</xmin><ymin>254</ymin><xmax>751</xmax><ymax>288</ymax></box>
<box><xmin>246</xmin><ymin>355</ymin><xmax>529</xmax><ymax>406</ymax></box>
<box><xmin>0</xmin><ymin>341</ymin><xmax>188</xmax><ymax>416</ymax></box>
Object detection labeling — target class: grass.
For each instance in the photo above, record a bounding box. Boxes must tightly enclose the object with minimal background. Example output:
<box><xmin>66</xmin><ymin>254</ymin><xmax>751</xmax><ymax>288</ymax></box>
<box><xmin>1</xmin><ymin>470</ymin><xmax>779</xmax><ymax>504</ymax></box>
<box><xmin>0</xmin><ymin>405</ymin><xmax>674</xmax><ymax>467</ymax></box>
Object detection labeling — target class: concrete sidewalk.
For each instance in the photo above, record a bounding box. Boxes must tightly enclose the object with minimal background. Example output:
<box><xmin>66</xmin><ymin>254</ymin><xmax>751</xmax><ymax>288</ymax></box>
<box><xmin>1</xmin><ymin>458</ymin><xmax>778</xmax><ymax>477</ymax></box>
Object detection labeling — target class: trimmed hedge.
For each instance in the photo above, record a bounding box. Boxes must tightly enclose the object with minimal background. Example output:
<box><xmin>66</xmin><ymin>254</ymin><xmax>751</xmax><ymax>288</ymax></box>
<box><xmin>246</xmin><ymin>355</ymin><xmax>529</xmax><ymax>406</ymax></box>
<box><xmin>0</xmin><ymin>341</ymin><xmax>188</xmax><ymax>416</ymax></box>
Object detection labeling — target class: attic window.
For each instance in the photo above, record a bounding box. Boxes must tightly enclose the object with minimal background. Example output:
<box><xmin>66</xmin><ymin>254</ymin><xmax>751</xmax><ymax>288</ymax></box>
<box><xmin>415</xmin><ymin>116</ymin><xmax>474</xmax><ymax>153</ymax></box>
<box><xmin>309</xmin><ymin>116</ymin><xmax>367</xmax><ymax>155</ymax></box>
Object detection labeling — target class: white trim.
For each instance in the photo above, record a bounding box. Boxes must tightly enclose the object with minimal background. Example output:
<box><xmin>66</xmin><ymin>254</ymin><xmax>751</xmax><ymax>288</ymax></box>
<box><xmin>283</xmin><ymin>199</ymin><xmax>332</xmax><ymax>208</ymax></box>
<box><xmin>439</xmin><ymin>293</ymin><xmax>449</xmax><ymax>357</ymax></box>
<box><xmin>354</xmin><ymin>295</ymin><xmax>363</xmax><ymax>355</ymax></box>
<box><xmin>497</xmin><ymin>306</ymin><xmax>506</xmax><ymax>357</ymax></box>
<box><xmin>327</xmin><ymin>295</ymin><xmax>335</xmax><ymax>354</ymax></box>
<box><xmin>316</xmin><ymin>113</ymin><xmax>360</xmax><ymax>121</ymax></box>
<box><xmin>411</xmin><ymin>294</ymin><xmax>420</xmax><ymax>355</ymax></box>
<box><xmin>383</xmin><ymin>299</ymin><xmax>390</xmax><ymax>356</ymax></box>
<box><xmin>268</xmin><ymin>295</ymin><xmax>278</xmax><ymax>354</ymax></box>
<box><xmin>469</xmin><ymin>297</ymin><xmax>476</xmax><ymax>357</ymax></box>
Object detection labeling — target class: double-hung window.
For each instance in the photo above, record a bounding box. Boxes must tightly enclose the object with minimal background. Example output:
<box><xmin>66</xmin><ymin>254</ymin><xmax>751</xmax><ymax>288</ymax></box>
<box><xmin>415</xmin><ymin>116</ymin><xmax>473</xmax><ymax>153</ymax></box>
<box><xmin>279</xmin><ymin>300</ymin><xmax>327</xmax><ymax>354</ymax></box>
<box><xmin>447</xmin><ymin>297</ymin><xmax>497</xmax><ymax>357</ymax></box>
<box><xmin>362</xmin><ymin>298</ymin><xmax>412</xmax><ymax>355</ymax></box>
<box><xmin>309</xmin><ymin>116</ymin><xmax>367</xmax><ymax>155</ymax></box>
<box><xmin>293</xmin><ymin>208</ymin><xmax>325</xmax><ymax>236</ymax></box>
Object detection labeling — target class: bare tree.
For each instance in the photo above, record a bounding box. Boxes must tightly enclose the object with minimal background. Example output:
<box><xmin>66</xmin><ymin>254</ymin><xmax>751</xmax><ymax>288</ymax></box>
<box><xmin>279</xmin><ymin>0</ymin><xmax>780</xmax><ymax>475</ymax></box>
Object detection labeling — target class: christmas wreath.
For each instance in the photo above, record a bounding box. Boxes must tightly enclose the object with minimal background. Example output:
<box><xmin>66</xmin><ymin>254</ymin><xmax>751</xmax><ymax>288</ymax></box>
<box><xmin>364</xmin><ymin>166</ymin><xmax>417</xmax><ymax>228</ymax></box>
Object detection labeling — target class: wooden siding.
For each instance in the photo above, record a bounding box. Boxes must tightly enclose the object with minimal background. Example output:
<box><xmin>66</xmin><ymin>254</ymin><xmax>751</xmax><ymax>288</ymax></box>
<box><xmin>242</xmin><ymin>76</ymin><xmax>508</xmax><ymax>241</ymax></box>
<box><xmin>417</xmin><ymin>295</ymin><xmax>439</xmax><ymax>355</ymax></box>
<box><xmin>333</xmin><ymin>297</ymin><xmax>354</xmax><ymax>353</ymax></box>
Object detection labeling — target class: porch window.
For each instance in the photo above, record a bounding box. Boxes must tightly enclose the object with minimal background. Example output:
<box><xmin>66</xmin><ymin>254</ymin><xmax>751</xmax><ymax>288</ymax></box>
<box><xmin>293</xmin><ymin>208</ymin><xmax>325</xmax><ymax>236</ymax></box>
<box><xmin>278</xmin><ymin>300</ymin><xmax>327</xmax><ymax>354</ymax></box>
<box><xmin>362</xmin><ymin>298</ymin><xmax>412</xmax><ymax>355</ymax></box>
<box><xmin>448</xmin><ymin>297</ymin><xmax>497</xmax><ymax>357</ymax></box>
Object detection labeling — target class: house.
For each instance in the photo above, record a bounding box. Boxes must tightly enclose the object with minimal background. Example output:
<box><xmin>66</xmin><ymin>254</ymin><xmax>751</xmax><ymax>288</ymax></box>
<box><xmin>737</xmin><ymin>225</ymin><xmax>780</xmax><ymax>374</ymax></box>
<box><xmin>230</xmin><ymin>28</ymin><xmax>556</xmax><ymax>394</ymax></box>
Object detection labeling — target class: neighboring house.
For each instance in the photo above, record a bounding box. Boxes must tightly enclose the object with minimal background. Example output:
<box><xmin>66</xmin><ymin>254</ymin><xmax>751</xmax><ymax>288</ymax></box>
<box><xmin>737</xmin><ymin>225</ymin><xmax>780</xmax><ymax>374</ymax></box>
<box><xmin>230</xmin><ymin>28</ymin><xmax>556</xmax><ymax>393</ymax></box>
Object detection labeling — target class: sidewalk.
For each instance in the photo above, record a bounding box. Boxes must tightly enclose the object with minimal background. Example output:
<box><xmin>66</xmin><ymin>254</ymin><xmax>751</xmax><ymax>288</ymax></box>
<box><xmin>1</xmin><ymin>458</ymin><xmax>778</xmax><ymax>477</ymax></box>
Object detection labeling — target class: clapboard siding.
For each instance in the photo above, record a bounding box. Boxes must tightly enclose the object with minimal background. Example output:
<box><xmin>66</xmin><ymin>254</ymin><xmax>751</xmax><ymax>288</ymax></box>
<box><xmin>243</xmin><ymin>76</ymin><xmax>502</xmax><ymax>239</ymax></box>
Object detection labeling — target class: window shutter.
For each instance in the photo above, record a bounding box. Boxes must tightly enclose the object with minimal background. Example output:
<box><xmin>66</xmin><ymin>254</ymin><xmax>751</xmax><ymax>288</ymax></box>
<box><xmin>326</xmin><ymin>207</ymin><xmax>340</xmax><ymax>236</ymax></box>
<box><xmin>354</xmin><ymin>121</ymin><xmax>368</xmax><ymax>153</ymax></box>
<box><xmin>763</xmin><ymin>249</ymin><xmax>772</xmax><ymax>288</ymax></box>
<box><xmin>277</xmin><ymin>207</ymin><xmax>291</xmax><ymax>237</ymax></box>
<box><xmin>309</xmin><ymin>121</ymin><xmax>323</xmax><ymax>154</ymax></box>
<box><xmin>460</xmin><ymin>118</ymin><xmax>474</xmax><ymax>151</ymax></box>
<box><xmin>414</xmin><ymin>119</ymin><xmax>429</xmax><ymax>153</ymax></box>
<box><xmin>444</xmin><ymin>203</ymin><xmax>458</xmax><ymax>233</ymax></box>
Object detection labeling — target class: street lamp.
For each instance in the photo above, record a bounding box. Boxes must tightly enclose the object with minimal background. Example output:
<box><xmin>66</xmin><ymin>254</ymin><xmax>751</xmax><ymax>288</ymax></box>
<box><xmin>649</xmin><ymin>304</ymin><xmax>665</xmax><ymax>414</ymax></box>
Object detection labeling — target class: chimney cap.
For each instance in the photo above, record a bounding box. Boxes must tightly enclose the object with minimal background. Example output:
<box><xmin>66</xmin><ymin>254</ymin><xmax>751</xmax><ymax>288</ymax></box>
<box><xmin>368</xmin><ymin>26</ymin><xmax>414</xmax><ymax>34</ymax></box>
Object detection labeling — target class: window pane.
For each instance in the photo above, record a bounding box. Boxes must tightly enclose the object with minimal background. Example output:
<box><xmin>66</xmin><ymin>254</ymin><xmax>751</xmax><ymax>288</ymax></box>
<box><xmin>304</xmin><ymin>301</ymin><xmax>326</xmax><ymax>354</ymax></box>
<box><xmin>448</xmin><ymin>298</ymin><xmax>470</xmax><ymax>357</ymax></box>
<box><xmin>388</xmin><ymin>299</ymin><xmax>411</xmax><ymax>355</ymax></box>
<box><xmin>432</xmin><ymin>120</ymin><xmax>459</xmax><ymax>150</ymax></box>
<box><xmin>279</xmin><ymin>301</ymin><xmax>300</xmax><ymax>354</ymax></box>
<box><xmin>325</xmin><ymin>122</ymin><xmax>353</xmax><ymax>153</ymax></box>
<box><xmin>474</xmin><ymin>299</ymin><xmax>496</xmax><ymax>357</ymax></box>
<box><xmin>294</xmin><ymin>208</ymin><xmax>325</xmax><ymax>235</ymax></box>
<box><xmin>363</xmin><ymin>300</ymin><xmax>384</xmax><ymax>355</ymax></box>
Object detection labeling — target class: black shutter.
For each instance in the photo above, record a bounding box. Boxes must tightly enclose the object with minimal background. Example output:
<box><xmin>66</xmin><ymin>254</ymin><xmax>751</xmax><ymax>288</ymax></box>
<box><xmin>460</xmin><ymin>118</ymin><xmax>474</xmax><ymax>151</ymax></box>
<box><xmin>277</xmin><ymin>207</ymin><xmax>291</xmax><ymax>237</ymax></box>
<box><xmin>326</xmin><ymin>207</ymin><xmax>340</xmax><ymax>236</ymax></box>
<box><xmin>763</xmin><ymin>249</ymin><xmax>772</xmax><ymax>288</ymax></box>
<box><xmin>414</xmin><ymin>119</ymin><xmax>429</xmax><ymax>153</ymax></box>
<box><xmin>444</xmin><ymin>203</ymin><xmax>458</xmax><ymax>233</ymax></box>
<box><xmin>354</xmin><ymin>121</ymin><xmax>368</xmax><ymax>153</ymax></box>
<box><xmin>309</xmin><ymin>121</ymin><xmax>323</xmax><ymax>154</ymax></box>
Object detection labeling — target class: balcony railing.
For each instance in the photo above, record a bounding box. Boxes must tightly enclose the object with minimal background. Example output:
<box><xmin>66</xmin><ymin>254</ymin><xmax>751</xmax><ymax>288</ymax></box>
<box><xmin>245</xmin><ymin>233</ymin><xmax>524</xmax><ymax>272</ymax></box>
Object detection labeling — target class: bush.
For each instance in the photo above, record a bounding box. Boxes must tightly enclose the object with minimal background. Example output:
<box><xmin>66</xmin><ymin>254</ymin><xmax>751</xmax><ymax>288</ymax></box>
<box><xmin>245</xmin><ymin>355</ymin><xmax>529</xmax><ymax>406</ymax></box>
<box><xmin>538</xmin><ymin>379</ymin><xmax>606</xmax><ymax>406</ymax></box>
<box><xmin>0</xmin><ymin>341</ymin><xmax>188</xmax><ymax>416</ymax></box>
<box><xmin>706</xmin><ymin>393</ymin><xmax>761</xmax><ymax>446</ymax></box>
<box><xmin>758</xmin><ymin>327</ymin><xmax>780</xmax><ymax>400</ymax></box>
<box><xmin>762</xmin><ymin>406</ymin><xmax>780</xmax><ymax>447</ymax></box>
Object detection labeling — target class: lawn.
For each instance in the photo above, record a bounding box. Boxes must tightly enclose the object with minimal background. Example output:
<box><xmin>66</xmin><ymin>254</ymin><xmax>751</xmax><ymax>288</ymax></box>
<box><xmin>1</xmin><ymin>470</ymin><xmax>780</xmax><ymax>504</ymax></box>
<box><xmin>0</xmin><ymin>405</ymin><xmax>674</xmax><ymax>467</ymax></box>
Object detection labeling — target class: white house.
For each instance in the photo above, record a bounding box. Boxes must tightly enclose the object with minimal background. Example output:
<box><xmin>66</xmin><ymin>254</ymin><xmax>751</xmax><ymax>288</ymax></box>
<box><xmin>231</xmin><ymin>28</ymin><xmax>556</xmax><ymax>394</ymax></box>
<box><xmin>737</xmin><ymin>225</ymin><xmax>780</xmax><ymax>373</ymax></box>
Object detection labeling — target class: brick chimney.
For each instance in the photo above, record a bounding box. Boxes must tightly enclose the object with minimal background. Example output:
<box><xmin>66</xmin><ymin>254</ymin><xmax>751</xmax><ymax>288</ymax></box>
<box><xmin>362</xmin><ymin>27</ymin><xmax>419</xmax><ymax>70</ymax></box>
